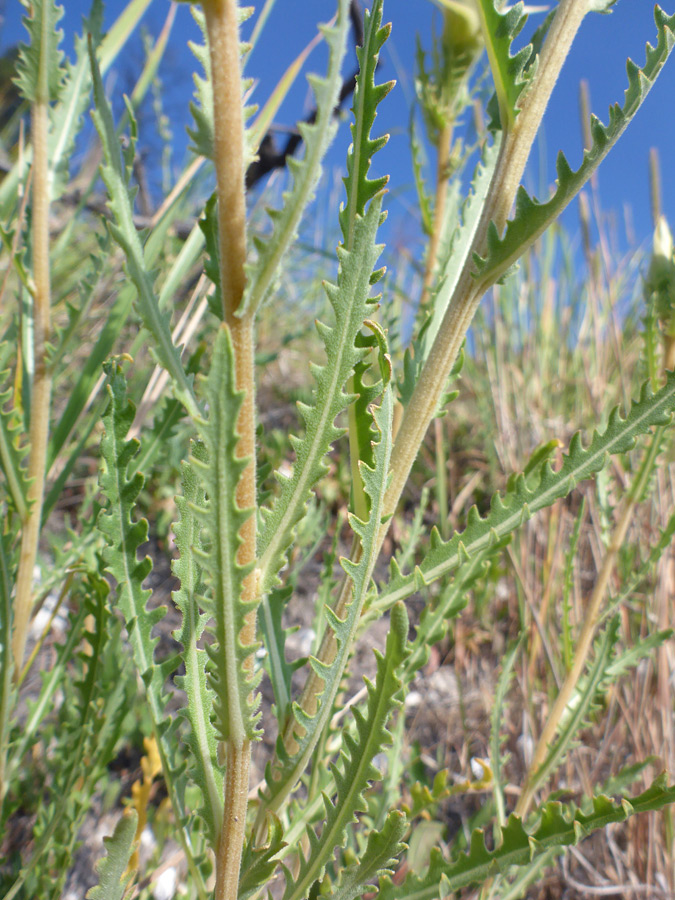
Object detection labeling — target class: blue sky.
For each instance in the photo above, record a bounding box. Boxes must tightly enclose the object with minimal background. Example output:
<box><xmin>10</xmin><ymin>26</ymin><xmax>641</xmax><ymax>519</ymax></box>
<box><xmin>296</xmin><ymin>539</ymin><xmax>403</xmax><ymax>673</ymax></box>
<box><xmin>3</xmin><ymin>0</ymin><xmax>675</xmax><ymax>257</ymax></box>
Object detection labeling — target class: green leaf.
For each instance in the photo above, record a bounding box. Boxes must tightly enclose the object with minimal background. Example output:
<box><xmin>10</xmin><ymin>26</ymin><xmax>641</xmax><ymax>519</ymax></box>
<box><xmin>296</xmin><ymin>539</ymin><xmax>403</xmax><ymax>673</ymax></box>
<box><xmin>239</xmin><ymin>813</ymin><xmax>287</xmax><ymax>900</ymax></box>
<box><xmin>261</xmin><ymin>385</ymin><xmax>395</xmax><ymax>819</ymax></box>
<box><xmin>257</xmin><ymin>0</ymin><xmax>391</xmax><ymax>596</ymax></box>
<box><xmin>49</xmin><ymin>2</ymin><xmax>102</xmax><ymax>200</ymax></box>
<box><xmin>88</xmin><ymin>43</ymin><xmax>200</xmax><ymax>421</ymax></box>
<box><xmin>96</xmin><ymin>362</ymin><xmax>206</xmax><ymax>894</ymax></box>
<box><xmin>329</xmin><ymin>810</ymin><xmax>408</xmax><ymax>900</ymax></box>
<box><xmin>86</xmin><ymin>811</ymin><xmax>138</xmax><ymax>900</ymax></box>
<box><xmin>378</xmin><ymin>371</ymin><xmax>675</xmax><ymax>608</ymax></box>
<box><xmin>474</xmin><ymin>8</ymin><xmax>675</xmax><ymax>287</ymax></box>
<box><xmin>14</xmin><ymin>0</ymin><xmax>65</xmax><ymax>104</ymax></box>
<box><xmin>172</xmin><ymin>453</ymin><xmax>223</xmax><ymax>846</ymax></box>
<box><xmin>188</xmin><ymin>325</ymin><xmax>261</xmax><ymax>744</ymax></box>
<box><xmin>475</xmin><ymin>0</ymin><xmax>530</xmax><ymax>132</ymax></box>
<box><xmin>257</xmin><ymin>195</ymin><xmax>385</xmax><ymax>595</ymax></box>
<box><xmin>241</xmin><ymin>0</ymin><xmax>351</xmax><ymax>316</ymax></box>
<box><xmin>282</xmin><ymin>600</ymin><xmax>409</xmax><ymax>900</ymax></box>
<box><xmin>340</xmin><ymin>0</ymin><xmax>394</xmax><ymax>250</ymax></box>
<box><xmin>379</xmin><ymin>777</ymin><xmax>675</xmax><ymax>898</ymax></box>
<box><xmin>0</xmin><ymin>353</ymin><xmax>30</xmax><ymax>520</ymax></box>
<box><xmin>187</xmin><ymin>4</ymin><xmax>254</xmax><ymax>162</ymax></box>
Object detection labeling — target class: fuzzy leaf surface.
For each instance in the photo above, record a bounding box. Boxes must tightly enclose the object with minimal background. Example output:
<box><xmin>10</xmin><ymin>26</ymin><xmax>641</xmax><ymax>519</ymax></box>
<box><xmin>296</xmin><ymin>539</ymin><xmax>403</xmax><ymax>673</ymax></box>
<box><xmin>257</xmin><ymin>0</ymin><xmax>391</xmax><ymax>595</ymax></box>
<box><xmin>257</xmin><ymin>195</ymin><xmax>385</xmax><ymax>595</ymax></box>
<box><xmin>378</xmin><ymin>371</ymin><xmax>675</xmax><ymax>607</ymax></box>
<box><xmin>14</xmin><ymin>0</ymin><xmax>65</xmax><ymax>103</ymax></box>
<box><xmin>475</xmin><ymin>0</ymin><xmax>530</xmax><ymax>131</ymax></box>
<box><xmin>261</xmin><ymin>386</ymin><xmax>394</xmax><ymax>816</ymax></box>
<box><xmin>172</xmin><ymin>454</ymin><xmax>223</xmax><ymax>844</ymax></box>
<box><xmin>86</xmin><ymin>811</ymin><xmax>138</xmax><ymax>900</ymax></box>
<box><xmin>188</xmin><ymin>325</ymin><xmax>261</xmax><ymax>743</ymax></box>
<box><xmin>96</xmin><ymin>364</ymin><xmax>203</xmax><ymax>889</ymax></box>
<box><xmin>0</xmin><ymin>355</ymin><xmax>30</xmax><ymax>520</ymax></box>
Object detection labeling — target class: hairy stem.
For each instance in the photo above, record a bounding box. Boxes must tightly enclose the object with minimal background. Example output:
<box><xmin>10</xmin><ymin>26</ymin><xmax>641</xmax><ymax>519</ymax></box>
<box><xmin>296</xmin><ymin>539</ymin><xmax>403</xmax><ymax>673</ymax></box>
<box><xmin>12</xmin><ymin>96</ymin><xmax>52</xmax><ymax>676</ymax></box>
<box><xmin>202</xmin><ymin>0</ymin><xmax>257</xmax><ymax>895</ymax></box>
<box><xmin>215</xmin><ymin>741</ymin><xmax>251</xmax><ymax>900</ymax></box>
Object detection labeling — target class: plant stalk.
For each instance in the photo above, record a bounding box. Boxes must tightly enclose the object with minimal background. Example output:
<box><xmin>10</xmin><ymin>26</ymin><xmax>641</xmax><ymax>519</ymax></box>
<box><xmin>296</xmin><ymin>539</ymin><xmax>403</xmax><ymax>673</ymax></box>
<box><xmin>202</xmin><ymin>0</ymin><xmax>257</xmax><ymax>896</ymax></box>
<box><xmin>421</xmin><ymin>122</ymin><xmax>453</xmax><ymax>306</ymax></box>
<box><xmin>12</xmin><ymin>95</ymin><xmax>53</xmax><ymax>676</ymax></box>
<box><xmin>380</xmin><ymin>0</ymin><xmax>590</xmax><ymax>535</ymax></box>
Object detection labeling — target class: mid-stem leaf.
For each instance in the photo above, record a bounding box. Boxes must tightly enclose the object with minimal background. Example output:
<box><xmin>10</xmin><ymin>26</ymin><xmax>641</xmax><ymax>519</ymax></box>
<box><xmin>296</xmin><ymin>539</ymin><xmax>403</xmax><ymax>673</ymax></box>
<box><xmin>475</xmin><ymin>0</ymin><xmax>530</xmax><ymax>132</ymax></box>
<box><xmin>172</xmin><ymin>454</ymin><xmax>224</xmax><ymax>845</ymax></box>
<box><xmin>259</xmin><ymin>384</ymin><xmax>394</xmax><ymax>819</ymax></box>
<box><xmin>188</xmin><ymin>325</ymin><xmax>261</xmax><ymax>745</ymax></box>
<box><xmin>282</xmin><ymin>600</ymin><xmax>409</xmax><ymax>900</ymax></box>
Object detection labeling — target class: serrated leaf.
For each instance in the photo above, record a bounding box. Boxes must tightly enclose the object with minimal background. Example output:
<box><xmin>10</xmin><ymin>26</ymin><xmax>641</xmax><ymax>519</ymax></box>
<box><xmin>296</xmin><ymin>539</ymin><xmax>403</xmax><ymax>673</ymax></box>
<box><xmin>49</xmin><ymin>2</ymin><xmax>102</xmax><ymax>200</ymax></box>
<box><xmin>282</xmin><ymin>600</ymin><xmax>409</xmax><ymax>900</ymax></box>
<box><xmin>378</xmin><ymin>372</ymin><xmax>675</xmax><ymax>608</ymax></box>
<box><xmin>241</xmin><ymin>0</ymin><xmax>351</xmax><ymax>316</ymax></box>
<box><xmin>239</xmin><ymin>812</ymin><xmax>287</xmax><ymax>900</ymax></box>
<box><xmin>172</xmin><ymin>453</ymin><xmax>223</xmax><ymax>845</ymax></box>
<box><xmin>379</xmin><ymin>777</ymin><xmax>675</xmax><ymax>898</ymax></box>
<box><xmin>474</xmin><ymin>8</ymin><xmax>675</xmax><ymax>287</ymax></box>
<box><xmin>257</xmin><ymin>0</ymin><xmax>391</xmax><ymax>596</ymax></box>
<box><xmin>261</xmin><ymin>386</ymin><xmax>395</xmax><ymax>821</ymax></box>
<box><xmin>340</xmin><ymin>0</ymin><xmax>394</xmax><ymax>248</ymax></box>
<box><xmin>0</xmin><ymin>354</ymin><xmax>30</xmax><ymax>519</ymax></box>
<box><xmin>86</xmin><ymin>811</ymin><xmax>138</xmax><ymax>900</ymax></box>
<box><xmin>475</xmin><ymin>0</ymin><xmax>530</xmax><ymax>132</ymax></box>
<box><xmin>96</xmin><ymin>362</ymin><xmax>205</xmax><ymax>890</ymax></box>
<box><xmin>188</xmin><ymin>325</ymin><xmax>261</xmax><ymax>744</ymax></box>
<box><xmin>257</xmin><ymin>195</ymin><xmax>385</xmax><ymax>595</ymax></box>
<box><xmin>14</xmin><ymin>0</ymin><xmax>65</xmax><ymax>104</ymax></box>
<box><xmin>329</xmin><ymin>810</ymin><xmax>407</xmax><ymax>900</ymax></box>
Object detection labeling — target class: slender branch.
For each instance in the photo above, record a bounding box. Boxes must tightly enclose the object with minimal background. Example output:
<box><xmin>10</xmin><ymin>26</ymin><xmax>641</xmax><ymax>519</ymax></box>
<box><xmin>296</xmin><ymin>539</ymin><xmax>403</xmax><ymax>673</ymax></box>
<box><xmin>12</xmin><ymin>95</ymin><xmax>53</xmax><ymax>675</ymax></box>
<box><xmin>202</xmin><ymin>0</ymin><xmax>257</xmax><ymax>896</ymax></box>
<box><xmin>420</xmin><ymin>122</ymin><xmax>453</xmax><ymax>307</ymax></box>
<box><xmin>380</xmin><ymin>0</ymin><xmax>590</xmax><ymax>535</ymax></box>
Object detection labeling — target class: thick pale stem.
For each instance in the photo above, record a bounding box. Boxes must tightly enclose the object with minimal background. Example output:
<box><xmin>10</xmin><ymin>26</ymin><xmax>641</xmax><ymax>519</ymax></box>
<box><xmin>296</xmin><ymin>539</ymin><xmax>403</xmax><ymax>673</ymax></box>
<box><xmin>202</xmin><ymin>1</ymin><xmax>257</xmax><ymax>895</ymax></box>
<box><xmin>215</xmin><ymin>741</ymin><xmax>251</xmax><ymax>900</ymax></box>
<box><xmin>12</xmin><ymin>98</ymin><xmax>52</xmax><ymax>675</ymax></box>
<box><xmin>203</xmin><ymin>0</ymin><xmax>247</xmax><ymax>322</ymax></box>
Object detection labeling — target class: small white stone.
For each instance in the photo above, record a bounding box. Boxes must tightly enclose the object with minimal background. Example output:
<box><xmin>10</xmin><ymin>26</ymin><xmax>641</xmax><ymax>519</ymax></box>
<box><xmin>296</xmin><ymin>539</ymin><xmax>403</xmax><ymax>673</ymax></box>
<box><xmin>405</xmin><ymin>690</ymin><xmax>422</xmax><ymax>709</ymax></box>
<box><xmin>153</xmin><ymin>866</ymin><xmax>177</xmax><ymax>900</ymax></box>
